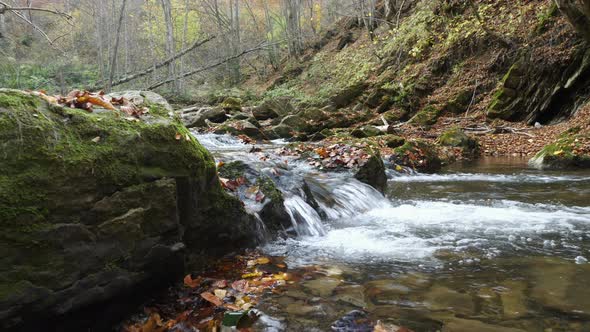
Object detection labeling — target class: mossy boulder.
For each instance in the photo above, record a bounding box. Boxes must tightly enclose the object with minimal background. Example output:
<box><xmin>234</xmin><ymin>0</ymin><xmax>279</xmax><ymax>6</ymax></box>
<box><xmin>391</xmin><ymin>139</ymin><xmax>442</xmax><ymax>173</ymax></box>
<box><xmin>257</xmin><ymin>176</ymin><xmax>293</xmax><ymax>236</ymax></box>
<box><xmin>220</xmin><ymin>97</ymin><xmax>242</xmax><ymax>112</ymax></box>
<box><xmin>351</xmin><ymin>126</ymin><xmax>384</xmax><ymax>138</ymax></box>
<box><xmin>410</xmin><ymin>105</ymin><xmax>442</xmax><ymax>126</ymax></box>
<box><xmin>180</xmin><ymin>106</ymin><xmax>228</xmax><ymax>128</ymax></box>
<box><xmin>438</xmin><ymin>128</ymin><xmax>480</xmax><ymax>157</ymax></box>
<box><xmin>272</xmin><ymin>124</ymin><xmax>295</xmax><ymax>139</ymax></box>
<box><xmin>280</xmin><ymin>114</ymin><xmax>306</xmax><ymax>131</ymax></box>
<box><xmin>253</xmin><ymin>97</ymin><xmax>295</xmax><ymax>120</ymax></box>
<box><xmin>383</xmin><ymin>108</ymin><xmax>409</xmax><ymax>123</ymax></box>
<box><xmin>330</xmin><ymin>83</ymin><xmax>366</xmax><ymax>108</ymax></box>
<box><xmin>384</xmin><ymin>135</ymin><xmax>406</xmax><ymax>148</ymax></box>
<box><xmin>0</xmin><ymin>89</ymin><xmax>257</xmax><ymax>329</ymax></box>
<box><xmin>443</xmin><ymin>89</ymin><xmax>473</xmax><ymax>114</ymax></box>
<box><xmin>529</xmin><ymin>127</ymin><xmax>590</xmax><ymax>169</ymax></box>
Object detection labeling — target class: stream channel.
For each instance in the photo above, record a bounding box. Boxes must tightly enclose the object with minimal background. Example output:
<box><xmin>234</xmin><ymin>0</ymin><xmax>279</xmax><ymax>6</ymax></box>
<box><xmin>195</xmin><ymin>133</ymin><xmax>590</xmax><ymax>332</ymax></box>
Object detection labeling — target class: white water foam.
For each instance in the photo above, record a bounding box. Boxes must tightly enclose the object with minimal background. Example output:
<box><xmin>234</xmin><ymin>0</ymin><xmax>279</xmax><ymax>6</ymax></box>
<box><xmin>265</xmin><ymin>199</ymin><xmax>590</xmax><ymax>266</ymax></box>
<box><xmin>389</xmin><ymin>173</ymin><xmax>590</xmax><ymax>183</ymax></box>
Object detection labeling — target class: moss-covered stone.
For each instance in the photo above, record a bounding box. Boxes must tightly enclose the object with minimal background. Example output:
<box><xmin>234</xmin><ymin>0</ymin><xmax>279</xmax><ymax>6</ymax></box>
<box><xmin>384</xmin><ymin>135</ymin><xmax>406</xmax><ymax>148</ymax></box>
<box><xmin>0</xmin><ymin>89</ymin><xmax>257</xmax><ymax>329</ymax></box>
<box><xmin>529</xmin><ymin>127</ymin><xmax>590</xmax><ymax>169</ymax></box>
<box><xmin>383</xmin><ymin>108</ymin><xmax>409</xmax><ymax>123</ymax></box>
<box><xmin>256</xmin><ymin>176</ymin><xmax>291</xmax><ymax>235</ymax></box>
<box><xmin>410</xmin><ymin>105</ymin><xmax>442</xmax><ymax>126</ymax></box>
<box><xmin>220</xmin><ymin>97</ymin><xmax>243</xmax><ymax>112</ymax></box>
<box><xmin>443</xmin><ymin>89</ymin><xmax>473</xmax><ymax>114</ymax></box>
<box><xmin>438</xmin><ymin>127</ymin><xmax>480</xmax><ymax>157</ymax></box>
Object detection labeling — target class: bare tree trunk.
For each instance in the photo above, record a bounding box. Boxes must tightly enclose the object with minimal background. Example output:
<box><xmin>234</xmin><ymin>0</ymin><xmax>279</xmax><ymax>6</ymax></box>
<box><xmin>262</xmin><ymin>0</ymin><xmax>279</xmax><ymax>69</ymax></box>
<box><xmin>107</xmin><ymin>0</ymin><xmax>128</xmax><ymax>92</ymax></box>
<box><xmin>0</xmin><ymin>7</ymin><xmax>6</xmax><ymax>48</ymax></box>
<box><xmin>160</xmin><ymin>0</ymin><xmax>176</xmax><ymax>90</ymax></box>
<box><xmin>555</xmin><ymin>0</ymin><xmax>590</xmax><ymax>42</ymax></box>
<box><xmin>179</xmin><ymin>0</ymin><xmax>190</xmax><ymax>91</ymax></box>
<box><xmin>283</xmin><ymin>0</ymin><xmax>303</xmax><ymax>57</ymax></box>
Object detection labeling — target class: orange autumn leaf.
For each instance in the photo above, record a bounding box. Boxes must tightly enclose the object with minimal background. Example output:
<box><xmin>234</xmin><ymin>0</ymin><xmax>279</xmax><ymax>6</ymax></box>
<box><xmin>200</xmin><ymin>291</ymin><xmax>223</xmax><ymax>306</ymax></box>
<box><xmin>183</xmin><ymin>274</ymin><xmax>201</xmax><ymax>288</ymax></box>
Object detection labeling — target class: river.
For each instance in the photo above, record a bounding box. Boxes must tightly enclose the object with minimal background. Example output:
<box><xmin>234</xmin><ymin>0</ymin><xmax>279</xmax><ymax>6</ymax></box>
<box><xmin>196</xmin><ymin>133</ymin><xmax>590</xmax><ymax>332</ymax></box>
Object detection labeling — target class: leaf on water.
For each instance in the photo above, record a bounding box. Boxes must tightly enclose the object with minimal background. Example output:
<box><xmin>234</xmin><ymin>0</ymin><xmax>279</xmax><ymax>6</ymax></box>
<box><xmin>201</xmin><ymin>291</ymin><xmax>223</xmax><ymax>306</ymax></box>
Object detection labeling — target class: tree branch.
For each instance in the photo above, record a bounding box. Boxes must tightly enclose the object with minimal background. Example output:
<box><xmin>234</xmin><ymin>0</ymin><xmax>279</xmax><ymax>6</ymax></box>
<box><xmin>148</xmin><ymin>42</ymin><xmax>278</xmax><ymax>90</ymax></box>
<box><xmin>0</xmin><ymin>1</ymin><xmax>72</xmax><ymax>20</ymax></box>
<box><xmin>97</xmin><ymin>35</ymin><xmax>216</xmax><ymax>89</ymax></box>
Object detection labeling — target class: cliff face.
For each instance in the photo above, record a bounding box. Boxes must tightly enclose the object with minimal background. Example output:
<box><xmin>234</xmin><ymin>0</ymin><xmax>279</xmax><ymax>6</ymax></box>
<box><xmin>0</xmin><ymin>89</ymin><xmax>258</xmax><ymax>329</ymax></box>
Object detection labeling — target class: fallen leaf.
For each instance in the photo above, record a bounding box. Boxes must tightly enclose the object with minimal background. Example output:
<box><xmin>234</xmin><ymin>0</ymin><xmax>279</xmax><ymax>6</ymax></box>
<box><xmin>201</xmin><ymin>291</ymin><xmax>223</xmax><ymax>306</ymax></box>
<box><xmin>183</xmin><ymin>274</ymin><xmax>201</xmax><ymax>288</ymax></box>
<box><xmin>214</xmin><ymin>289</ymin><xmax>227</xmax><ymax>299</ymax></box>
<box><xmin>91</xmin><ymin>136</ymin><xmax>101</xmax><ymax>143</ymax></box>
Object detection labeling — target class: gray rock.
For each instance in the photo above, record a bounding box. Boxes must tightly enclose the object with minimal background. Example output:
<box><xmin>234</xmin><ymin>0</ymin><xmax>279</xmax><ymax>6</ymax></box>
<box><xmin>355</xmin><ymin>154</ymin><xmax>387</xmax><ymax>194</ymax></box>
<box><xmin>108</xmin><ymin>90</ymin><xmax>172</xmax><ymax>111</ymax></box>
<box><xmin>273</xmin><ymin>124</ymin><xmax>295</xmax><ymax>139</ymax></box>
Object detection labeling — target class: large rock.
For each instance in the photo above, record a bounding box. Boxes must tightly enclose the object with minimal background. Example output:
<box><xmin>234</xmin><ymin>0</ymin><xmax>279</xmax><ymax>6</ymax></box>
<box><xmin>529</xmin><ymin>126</ymin><xmax>590</xmax><ymax>169</ymax></box>
<box><xmin>252</xmin><ymin>97</ymin><xmax>295</xmax><ymax>120</ymax></box>
<box><xmin>0</xmin><ymin>89</ymin><xmax>257</xmax><ymax>329</ymax></box>
<box><xmin>487</xmin><ymin>47</ymin><xmax>590</xmax><ymax>124</ymax></box>
<box><xmin>438</xmin><ymin>127</ymin><xmax>480</xmax><ymax>157</ymax></box>
<box><xmin>355</xmin><ymin>153</ymin><xmax>387</xmax><ymax>194</ymax></box>
<box><xmin>180</xmin><ymin>106</ymin><xmax>228</xmax><ymax>128</ymax></box>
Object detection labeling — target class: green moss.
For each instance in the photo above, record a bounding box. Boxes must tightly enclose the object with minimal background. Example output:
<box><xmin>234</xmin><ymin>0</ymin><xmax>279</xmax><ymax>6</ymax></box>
<box><xmin>219</xmin><ymin>161</ymin><xmax>248</xmax><ymax>179</ymax></box>
<box><xmin>256</xmin><ymin>176</ymin><xmax>283</xmax><ymax>203</ymax></box>
<box><xmin>532</xmin><ymin>128</ymin><xmax>590</xmax><ymax>168</ymax></box>
<box><xmin>535</xmin><ymin>3</ymin><xmax>559</xmax><ymax>34</ymax></box>
<box><xmin>439</xmin><ymin>127</ymin><xmax>480</xmax><ymax>156</ymax></box>
<box><xmin>384</xmin><ymin>135</ymin><xmax>405</xmax><ymax>148</ymax></box>
<box><xmin>410</xmin><ymin>105</ymin><xmax>441</xmax><ymax>126</ymax></box>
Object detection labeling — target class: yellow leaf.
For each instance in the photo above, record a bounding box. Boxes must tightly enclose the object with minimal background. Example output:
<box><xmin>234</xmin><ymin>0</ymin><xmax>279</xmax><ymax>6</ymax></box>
<box><xmin>241</xmin><ymin>271</ymin><xmax>263</xmax><ymax>279</ymax></box>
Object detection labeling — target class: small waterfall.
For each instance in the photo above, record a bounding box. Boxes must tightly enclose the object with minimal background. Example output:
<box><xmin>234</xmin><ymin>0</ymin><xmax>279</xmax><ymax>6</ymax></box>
<box><xmin>284</xmin><ymin>195</ymin><xmax>326</xmax><ymax>237</ymax></box>
<box><xmin>306</xmin><ymin>176</ymin><xmax>391</xmax><ymax>221</ymax></box>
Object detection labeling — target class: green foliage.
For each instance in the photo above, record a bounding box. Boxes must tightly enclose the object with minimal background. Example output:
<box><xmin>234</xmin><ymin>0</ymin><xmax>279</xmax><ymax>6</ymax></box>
<box><xmin>0</xmin><ymin>60</ymin><xmax>100</xmax><ymax>93</ymax></box>
<box><xmin>535</xmin><ymin>3</ymin><xmax>559</xmax><ymax>34</ymax></box>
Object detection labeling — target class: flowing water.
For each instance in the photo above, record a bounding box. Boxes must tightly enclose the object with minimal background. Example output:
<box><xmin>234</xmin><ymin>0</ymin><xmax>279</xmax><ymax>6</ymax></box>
<box><xmin>196</xmin><ymin>133</ymin><xmax>590</xmax><ymax>332</ymax></box>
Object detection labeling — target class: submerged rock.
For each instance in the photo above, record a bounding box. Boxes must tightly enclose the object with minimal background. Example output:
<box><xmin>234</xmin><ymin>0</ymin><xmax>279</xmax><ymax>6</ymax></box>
<box><xmin>0</xmin><ymin>89</ymin><xmax>258</xmax><ymax>329</ymax></box>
